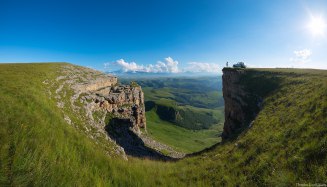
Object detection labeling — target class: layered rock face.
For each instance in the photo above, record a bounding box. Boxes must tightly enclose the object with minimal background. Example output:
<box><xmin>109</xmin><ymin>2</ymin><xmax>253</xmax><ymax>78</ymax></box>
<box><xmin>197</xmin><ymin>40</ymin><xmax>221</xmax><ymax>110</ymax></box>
<box><xmin>76</xmin><ymin>78</ymin><xmax>146</xmax><ymax>132</ymax></box>
<box><xmin>74</xmin><ymin>76</ymin><xmax>118</xmax><ymax>92</ymax></box>
<box><xmin>222</xmin><ymin>68</ymin><xmax>262</xmax><ymax>140</ymax></box>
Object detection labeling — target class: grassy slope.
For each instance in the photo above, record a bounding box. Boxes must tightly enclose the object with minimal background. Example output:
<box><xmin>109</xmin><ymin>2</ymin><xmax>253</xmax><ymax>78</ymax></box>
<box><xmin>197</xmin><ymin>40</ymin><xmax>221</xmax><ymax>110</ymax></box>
<box><xmin>1</xmin><ymin>64</ymin><xmax>326</xmax><ymax>186</ymax></box>
<box><xmin>175</xmin><ymin>68</ymin><xmax>327</xmax><ymax>186</ymax></box>
<box><xmin>0</xmin><ymin>63</ymin><xmax>179</xmax><ymax>186</ymax></box>
<box><xmin>145</xmin><ymin>109</ymin><xmax>223</xmax><ymax>153</ymax></box>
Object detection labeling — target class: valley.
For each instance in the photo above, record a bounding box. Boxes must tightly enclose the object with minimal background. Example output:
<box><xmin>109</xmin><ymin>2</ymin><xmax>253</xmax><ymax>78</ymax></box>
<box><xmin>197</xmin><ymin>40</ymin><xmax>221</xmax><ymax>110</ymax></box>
<box><xmin>120</xmin><ymin>76</ymin><xmax>224</xmax><ymax>153</ymax></box>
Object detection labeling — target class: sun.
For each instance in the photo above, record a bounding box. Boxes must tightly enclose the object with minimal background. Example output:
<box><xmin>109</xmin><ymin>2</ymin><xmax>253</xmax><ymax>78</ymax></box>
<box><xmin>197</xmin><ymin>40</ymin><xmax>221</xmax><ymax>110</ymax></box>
<box><xmin>308</xmin><ymin>15</ymin><xmax>327</xmax><ymax>36</ymax></box>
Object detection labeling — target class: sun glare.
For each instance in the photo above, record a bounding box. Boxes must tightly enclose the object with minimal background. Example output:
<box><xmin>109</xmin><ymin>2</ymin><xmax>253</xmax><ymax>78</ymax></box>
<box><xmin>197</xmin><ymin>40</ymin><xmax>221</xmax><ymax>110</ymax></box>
<box><xmin>308</xmin><ymin>15</ymin><xmax>327</xmax><ymax>36</ymax></box>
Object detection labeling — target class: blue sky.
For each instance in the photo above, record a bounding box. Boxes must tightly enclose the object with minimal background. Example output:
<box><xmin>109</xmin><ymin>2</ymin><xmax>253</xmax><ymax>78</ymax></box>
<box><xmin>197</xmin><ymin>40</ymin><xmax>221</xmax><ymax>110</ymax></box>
<box><xmin>1</xmin><ymin>0</ymin><xmax>327</xmax><ymax>72</ymax></box>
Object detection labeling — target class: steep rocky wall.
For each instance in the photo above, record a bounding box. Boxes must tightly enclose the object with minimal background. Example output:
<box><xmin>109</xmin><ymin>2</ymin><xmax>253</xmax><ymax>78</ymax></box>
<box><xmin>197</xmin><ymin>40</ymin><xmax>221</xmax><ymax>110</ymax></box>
<box><xmin>94</xmin><ymin>85</ymin><xmax>146</xmax><ymax>130</ymax></box>
<box><xmin>222</xmin><ymin>68</ymin><xmax>262</xmax><ymax>140</ymax></box>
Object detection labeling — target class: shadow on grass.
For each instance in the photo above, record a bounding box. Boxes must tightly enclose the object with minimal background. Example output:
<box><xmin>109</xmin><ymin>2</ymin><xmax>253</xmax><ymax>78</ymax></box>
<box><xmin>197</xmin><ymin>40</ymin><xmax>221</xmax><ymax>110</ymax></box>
<box><xmin>105</xmin><ymin>118</ymin><xmax>175</xmax><ymax>161</ymax></box>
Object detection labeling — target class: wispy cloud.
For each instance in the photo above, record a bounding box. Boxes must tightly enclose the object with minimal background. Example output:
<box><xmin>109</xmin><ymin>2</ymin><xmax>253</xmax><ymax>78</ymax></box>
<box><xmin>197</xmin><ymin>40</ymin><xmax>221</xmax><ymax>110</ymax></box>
<box><xmin>290</xmin><ymin>49</ymin><xmax>312</xmax><ymax>64</ymax></box>
<box><xmin>183</xmin><ymin>62</ymin><xmax>220</xmax><ymax>73</ymax></box>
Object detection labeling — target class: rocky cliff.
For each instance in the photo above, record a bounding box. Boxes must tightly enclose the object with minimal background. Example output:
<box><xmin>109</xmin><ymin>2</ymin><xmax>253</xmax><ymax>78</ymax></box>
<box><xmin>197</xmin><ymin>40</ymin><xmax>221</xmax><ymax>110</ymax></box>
<box><xmin>52</xmin><ymin>65</ymin><xmax>147</xmax><ymax>159</ymax></box>
<box><xmin>78</xmin><ymin>83</ymin><xmax>146</xmax><ymax>131</ymax></box>
<box><xmin>66</xmin><ymin>68</ymin><xmax>146</xmax><ymax>133</ymax></box>
<box><xmin>222</xmin><ymin>68</ymin><xmax>263</xmax><ymax>140</ymax></box>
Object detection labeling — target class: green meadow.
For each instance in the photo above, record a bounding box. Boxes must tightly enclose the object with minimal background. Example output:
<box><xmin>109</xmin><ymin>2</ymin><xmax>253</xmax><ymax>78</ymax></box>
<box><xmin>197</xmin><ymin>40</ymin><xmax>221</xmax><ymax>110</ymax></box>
<box><xmin>145</xmin><ymin>109</ymin><xmax>223</xmax><ymax>153</ymax></box>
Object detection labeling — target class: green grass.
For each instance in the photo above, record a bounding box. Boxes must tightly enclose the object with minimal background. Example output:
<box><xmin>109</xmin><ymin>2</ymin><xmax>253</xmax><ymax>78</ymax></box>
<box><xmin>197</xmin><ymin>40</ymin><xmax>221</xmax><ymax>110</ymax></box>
<box><xmin>1</xmin><ymin>64</ymin><xmax>326</xmax><ymax>186</ymax></box>
<box><xmin>177</xmin><ymin>68</ymin><xmax>327</xmax><ymax>186</ymax></box>
<box><xmin>173</xmin><ymin>105</ymin><xmax>224</xmax><ymax>130</ymax></box>
<box><xmin>145</xmin><ymin>109</ymin><xmax>223</xmax><ymax>153</ymax></box>
<box><xmin>0</xmin><ymin>63</ymin><xmax>177</xmax><ymax>186</ymax></box>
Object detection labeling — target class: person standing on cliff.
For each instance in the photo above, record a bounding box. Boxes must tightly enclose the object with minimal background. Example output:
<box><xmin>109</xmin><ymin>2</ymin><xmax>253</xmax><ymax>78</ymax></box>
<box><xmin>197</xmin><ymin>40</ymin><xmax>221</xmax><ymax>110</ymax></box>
<box><xmin>226</xmin><ymin>61</ymin><xmax>229</xmax><ymax>67</ymax></box>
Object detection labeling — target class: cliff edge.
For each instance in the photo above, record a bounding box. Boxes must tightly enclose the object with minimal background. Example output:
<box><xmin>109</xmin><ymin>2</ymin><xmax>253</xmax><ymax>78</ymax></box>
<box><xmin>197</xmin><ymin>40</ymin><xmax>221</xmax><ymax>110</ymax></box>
<box><xmin>222</xmin><ymin>68</ymin><xmax>280</xmax><ymax>140</ymax></box>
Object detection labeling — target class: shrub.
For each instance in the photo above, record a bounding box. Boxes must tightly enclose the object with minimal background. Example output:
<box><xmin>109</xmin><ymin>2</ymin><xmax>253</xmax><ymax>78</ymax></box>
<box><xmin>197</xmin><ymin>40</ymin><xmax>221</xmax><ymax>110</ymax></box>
<box><xmin>233</xmin><ymin>62</ymin><xmax>246</xmax><ymax>68</ymax></box>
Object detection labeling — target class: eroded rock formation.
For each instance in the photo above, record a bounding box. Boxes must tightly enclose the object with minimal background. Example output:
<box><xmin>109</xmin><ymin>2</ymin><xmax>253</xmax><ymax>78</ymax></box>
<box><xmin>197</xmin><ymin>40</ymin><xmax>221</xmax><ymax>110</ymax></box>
<box><xmin>94</xmin><ymin>85</ymin><xmax>146</xmax><ymax>131</ymax></box>
<box><xmin>75</xmin><ymin>77</ymin><xmax>146</xmax><ymax>132</ymax></box>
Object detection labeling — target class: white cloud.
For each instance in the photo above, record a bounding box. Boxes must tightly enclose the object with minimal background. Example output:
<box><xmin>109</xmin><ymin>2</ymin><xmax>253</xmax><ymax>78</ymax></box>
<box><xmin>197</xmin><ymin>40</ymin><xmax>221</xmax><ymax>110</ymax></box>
<box><xmin>105</xmin><ymin>57</ymin><xmax>222</xmax><ymax>73</ymax></box>
<box><xmin>106</xmin><ymin>57</ymin><xmax>179</xmax><ymax>73</ymax></box>
<box><xmin>116</xmin><ymin>59</ymin><xmax>145</xmax><ymax>72</ymax></box>
<box><xmin>184</xmin><ymin>62</ymin><xmax>220</xmax><ymax>73</ymax></box>
<box><xmin>290</xmin><ymin>49</ymin><xmax>312</xmax><ymax>64</ymax></box>
<box><xmin>104</xmin><ymin>59</ymin><xmax>145</xmax><ymax>72</ymax></box>
<box><xmin>155</xmin><ymin>57</ymin><xmax>179</xmax><ymax>73</ymax></box>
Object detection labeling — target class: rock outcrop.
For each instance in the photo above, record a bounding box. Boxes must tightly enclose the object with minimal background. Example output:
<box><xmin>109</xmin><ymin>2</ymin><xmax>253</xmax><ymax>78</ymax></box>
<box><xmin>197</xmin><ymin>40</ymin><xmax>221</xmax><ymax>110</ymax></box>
<box><xmin>74</xmin><ymin>77</ymin><xmax>146</xmax><ymax>132</ymax></box>
<box><xmin>94</xmin><ymin>85</ymin><xmax>146</xmax><ymax>130</ymax></box>
<box><xmin>73</xmin><ymin>76</ymin><xmax>118</xmax><ymax>92</ymax></box>
<box><xmin>222</xmin><ymin>68</ymin><xmax>262</xmax><ymax>140</ymax></box>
